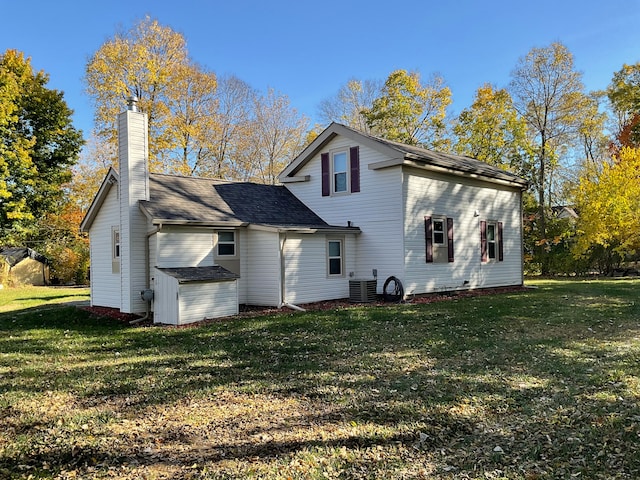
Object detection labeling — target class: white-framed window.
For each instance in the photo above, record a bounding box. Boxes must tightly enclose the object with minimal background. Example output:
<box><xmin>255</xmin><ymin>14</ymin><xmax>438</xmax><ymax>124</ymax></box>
<box><xmin>425</xmin><ymin>215</ymin><xmax>454</xmax><ymax>263</ymax></box>
<box><xmin>112</xmin><ymin>228</ymin><xmax>120</xmax><ymax>260</ymax></box>
<box><xmin>332</xmin><ymin>151</ymin><xmax>348</xmax><ymax>193</ymax></box>
<box><xmin>321</xmin><ymin>147</ymin><xmax>359</xmax><ymax>197</ymax></box>
<box><xmin>217</xmin><ymin>231</ymin><xmax>236</xmax><ymax>256</ymax></box>
<box><xmin>481</xmin><ymin>220</ymin><xmax>503</xmax><ymax>263</ymax></box>
<box><xmin>327</xmin><ymin>239</ymin><xmax>343</xmax><ymax>276</ymax></box>
<box><xmin>432</xmin><ymin>218</ymin><xmax>445</xmax><ymax>246</ymax></box>
<box><xmin>487</xmin><ymin>223</ymin><xmax>497</xmax><ymax>260</ymax></box>
<box><xmin>111</xmin><ymin>227</ymin><xmax>120</xmax><ymax>274</ymax></box>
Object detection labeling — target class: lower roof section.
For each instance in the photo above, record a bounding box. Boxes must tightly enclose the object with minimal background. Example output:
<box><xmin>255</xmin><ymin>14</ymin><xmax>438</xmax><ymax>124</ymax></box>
<box><xmin>157</xmin><ymin>266</ymin><xmax>240</xmax><ymax>283</ymax></box>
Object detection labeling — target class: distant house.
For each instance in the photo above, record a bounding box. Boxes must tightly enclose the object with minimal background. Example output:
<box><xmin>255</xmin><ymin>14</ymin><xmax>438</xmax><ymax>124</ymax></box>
<box><xmin>551</xmin><ymin>205</ymin><xmax>579</xmax><ymax>221</ymax></box>
<box><xmin>80</xmin><ymin>99</ymin><xmax>528</xmax><ymax>325</ymax></box>
<box><xmin>0</xmin><ymin>247</ymin><xmax>50</xmax><ymax>286</ymax></box>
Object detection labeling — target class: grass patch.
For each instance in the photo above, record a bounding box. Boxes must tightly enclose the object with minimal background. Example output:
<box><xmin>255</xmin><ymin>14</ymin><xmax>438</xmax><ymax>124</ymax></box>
<box><xmin>1</xmin><ymin>280</ymin><xmax>639</xmax><ymax>478</ymax></box>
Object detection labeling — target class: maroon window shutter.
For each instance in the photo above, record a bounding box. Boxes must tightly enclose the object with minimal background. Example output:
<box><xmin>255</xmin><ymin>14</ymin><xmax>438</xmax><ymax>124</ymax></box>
<box><xmin>498</xmin><ymin>221</ymin><xmax>504</xmax><ymax>261</ymax></box>
<box><xmin>447</xmin><ymin>217</ymin><xmax>454</xmax><ymax>262</ymax></box>
<box><xmin>425</xmin><ymin>216</ymin><xmax>433</xmax><ymax>263</ymax></box>
<box><xmin>480</xmin><ymin>220</ymin><xmax>487</xmax><ymax>262</ymax></box>
<box><xmin>349</xmin><ymin>146</ymin><xmax>360</xmax><ymax>193</ymax></box>
<box><xmin>321</xmin><ymin>153</ymin><xmax>330</xmax><ymax>196</ymax></box>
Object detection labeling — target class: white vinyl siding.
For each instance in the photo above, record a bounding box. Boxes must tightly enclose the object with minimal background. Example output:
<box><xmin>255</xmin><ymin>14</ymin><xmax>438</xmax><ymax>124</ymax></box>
<box><xmin>88</xmin><ymin>185</ymin><xmax>121</xmax><ymax>308</ymax></box>
<box><xmin>284</xmin><ymin>136</ymin><xmax>405</xmax><ymax>292</ymax></box>
<box><xmin>246</xmin><ymin>228</ymin><xmax>281</xmax><ymax>306</ymax></box>
<box><xmin>282</xmin><ymin>233</ymin><xmax>357</xmax><ymax>305</ymax></box>
<box><xmin>155</xmin><ymin>227</ymin><xmax>214</xmax><ymax>268</ymax></box>
<box><xmin>403</xmin><ymin>167</ymin><xmax>523</xmax><ymax>294</ymax></box>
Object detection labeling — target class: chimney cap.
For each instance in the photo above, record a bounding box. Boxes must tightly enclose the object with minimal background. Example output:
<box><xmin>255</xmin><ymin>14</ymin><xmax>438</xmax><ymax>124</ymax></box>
<box><xmin>127</xmin><ymin>96</ymin><xmax>139</xmax><ymax>112</ymax></box>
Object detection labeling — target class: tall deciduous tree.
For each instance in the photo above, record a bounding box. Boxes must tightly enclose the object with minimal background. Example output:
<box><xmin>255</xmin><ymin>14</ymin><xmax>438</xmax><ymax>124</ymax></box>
<box><xmin>509</xmin><ymin>42</ymin><xmax>589</xmax><ymax>273</ymax></box>
<box><xmin>453</xmin><ymin>84</ymin><xmax>534</xmax><ymax>176</ymax></box>
<box><xmin>318</xmin><ymin>78</ymin><xmax>381</xmax><ymax>131</ymax></box>
<box><xmin>573</xmin><ymin>147</ymin><xmax>640</xmax><ymax>272</ymax></box>
<box><xmin>164</xmin><ymin>62</ymin><xmax>218</xmax><ymax>176</ymax></box>
<box><xmin>85</xmin><ymin>16</ymin><xmax>207</xmax><ymax>173</ymax></box>
<box><xmin>0</xmin><ymin>49</ymin><xmax>83</xmax><ymax>242</ymax></box>
<box><xmin>363</xmin><ymin>69</ymin><xmax>451</xmax><ymax>149</ymax></box>
<box><xmin>607</xmin><ymin>62</ymin><xmax>640</xmax><ymax>149</ymax></box>
<box><xmin>205</xmin><ymin>75</ymin><xmax>255</xmax><ymax>180</ymax></box>
<box><xmin>247</xmin><ymin>88</ymin><xmax>309</xmax><ymax>185</ymax></box>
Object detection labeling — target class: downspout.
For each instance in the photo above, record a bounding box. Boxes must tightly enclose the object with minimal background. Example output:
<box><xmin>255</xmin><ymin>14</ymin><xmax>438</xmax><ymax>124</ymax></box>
<box><xmin>130</xmin><ymin>223</ymin><xmax>162</xmax><ymax>325</ymax></box>
<box><xmin>279</xmin><ymin>232</ymin><xmax>306</xmax><ymax>312</ymax></box>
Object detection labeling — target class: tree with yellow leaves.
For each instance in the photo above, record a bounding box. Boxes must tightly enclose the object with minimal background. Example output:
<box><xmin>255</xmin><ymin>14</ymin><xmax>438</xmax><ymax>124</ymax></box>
<box><xmin>362</xmin><ymin>69</ymin><xmax>451</xmax><ymax>150</ymax></box>
<box><xmin>85</xmin><ymin>16</ymin><xmax>217</xmax><ymax>174</ymax></box>
<box><xmin>572</xmin><ymin>147</ymin><xmax>640</xmax><ymax>272</ymax></box>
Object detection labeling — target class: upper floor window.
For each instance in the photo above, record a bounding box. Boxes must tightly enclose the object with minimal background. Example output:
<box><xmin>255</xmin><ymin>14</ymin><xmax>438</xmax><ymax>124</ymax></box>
<box><xmin>217</xmin><ymin>231</ymin><xmax>236</xmax><ymax>256</ymax></box>
<box><xmin>321</xmin><ymin>147</ymin><xmax>360</xmax><ymax>196</ymax></box>
<box><xmin>333</xmin><ymin>151</ymin><xmax>348</xmax><ymax>193</ymax></box>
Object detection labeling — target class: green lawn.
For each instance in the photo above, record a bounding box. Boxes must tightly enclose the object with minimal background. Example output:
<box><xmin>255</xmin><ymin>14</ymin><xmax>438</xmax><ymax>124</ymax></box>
<box><xmin>0</xmin><ymin>280</ymin><xmax>639</xmax><ymax>479</ymax></box>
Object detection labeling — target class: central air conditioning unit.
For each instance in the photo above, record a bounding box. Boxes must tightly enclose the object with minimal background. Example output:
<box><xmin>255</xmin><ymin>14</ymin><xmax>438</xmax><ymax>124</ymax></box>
<box><xmin>349</xmin><ymin>279</ymin><xmax>377</xmax><ymax>303</ymax></box>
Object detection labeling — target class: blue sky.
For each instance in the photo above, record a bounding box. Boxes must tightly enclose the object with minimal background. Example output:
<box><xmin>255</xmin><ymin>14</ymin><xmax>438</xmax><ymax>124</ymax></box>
<box><xmin>2</xmin><ymin>0</ymin><xmax>640</xmax><ymax>140</ymax></box>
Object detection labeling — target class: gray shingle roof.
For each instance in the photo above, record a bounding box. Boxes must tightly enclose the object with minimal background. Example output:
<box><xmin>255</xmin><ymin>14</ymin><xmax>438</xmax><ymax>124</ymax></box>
<box><xmin>140</xmin><ymin>174</ymin><xmax>332</xmax><ymax>228</ymax></box>
<box><xmin>0</xmin><ymin>247</ymin><xmax>50</xmax><ymax>267</ymax></box>
<box><xmin>279</xmin><ymin>122</ymin><xmax>528</xmax><ymax>188</ymax></box>
<box><xmin>339</xmin><ymin>123</ymin><xmax>528</xmax><ymax>187</ymax></box>
<box><xmin>157</xmin><ymin>266</ymin><xmax>239</xmax><ymax>283</ymax></box>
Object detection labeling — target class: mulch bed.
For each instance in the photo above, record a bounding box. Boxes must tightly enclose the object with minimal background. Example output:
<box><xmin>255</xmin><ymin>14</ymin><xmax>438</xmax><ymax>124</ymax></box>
<box><xmin>80</xmin><ymin>285</ymin><xmax>528</xmax><ymax>328</ymax></box>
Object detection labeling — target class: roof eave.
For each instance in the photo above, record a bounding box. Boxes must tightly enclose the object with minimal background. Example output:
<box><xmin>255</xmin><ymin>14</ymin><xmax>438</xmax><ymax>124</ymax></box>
<box><xmin>278</xmin><ymin>123</ymin><xmax>401</xmax><ymax>180</ymax></box>
<box><xmin>248</xmin><ymin>224</ymin><xmax>362</xmax><ymax>234</ymax></box>
<box><xmin>369</xmin><ymin>157</ymin><xmax>528</xmax><ymax>189</ymax></box>
<box><xmin>149</xmin><ymin>219</ymin><xmax>248</xmax><ymax>228</ymax></box>
<box><xmin>80</xmin><ymin>168</ymin><xmax>119</xmax><ymax>232</ymax></box>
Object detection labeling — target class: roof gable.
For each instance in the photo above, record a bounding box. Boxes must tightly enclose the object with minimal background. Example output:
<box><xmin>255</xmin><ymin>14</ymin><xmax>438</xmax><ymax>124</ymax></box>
<box><xmin>80</xmin><ymin>167</ymin><xmax>119</xmax><ymax>232</ymax></box>
<box><xmin>279</xmin><ymin>122</ymin><xmax>528</xmax><ymax>188</ymax></box>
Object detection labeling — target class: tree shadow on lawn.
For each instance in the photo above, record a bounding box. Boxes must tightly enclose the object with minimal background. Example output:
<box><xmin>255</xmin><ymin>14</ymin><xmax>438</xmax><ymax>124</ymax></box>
<box><xmin>2</xmin><ymin>295</ymin><xmax>640</xmax><ymax>477</ymax></box>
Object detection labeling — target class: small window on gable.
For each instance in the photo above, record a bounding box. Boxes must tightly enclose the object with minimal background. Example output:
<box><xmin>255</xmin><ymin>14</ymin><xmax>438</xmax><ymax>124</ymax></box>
<box><xmin>217</xmin><ymin>231</ymin><xmax>236</xmax><ymax>256</ymax></box>
<box><xmin>333</xmin><ymin>151</ymin><xmax>348</xmax><ymax>193</ymax></box>
<box><xmin>321</xmin><ymin>147</ymin><xmax>360</xmax><ymax>196</ymax></box>
<box><xmin>327</xmin><ymin>239</ymin><xmax>343</xmax><ymax>276</ymax></box>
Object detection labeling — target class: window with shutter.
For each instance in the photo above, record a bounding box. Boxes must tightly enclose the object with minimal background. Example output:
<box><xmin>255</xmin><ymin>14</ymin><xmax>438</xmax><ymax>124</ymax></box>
<box><xmin>425</xmin><ymin>216</ymin><xmax>453</xmax><ymax>263</ymax></box>
<box><xmin>481</xmin><ymin>220</ymin><xmax>503</xmax><ymax>262</ymax></box>
<box><xmin>320</xmin><ymin>147</ymin><xmax>361</xmax><ymax>196</ymax></box>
